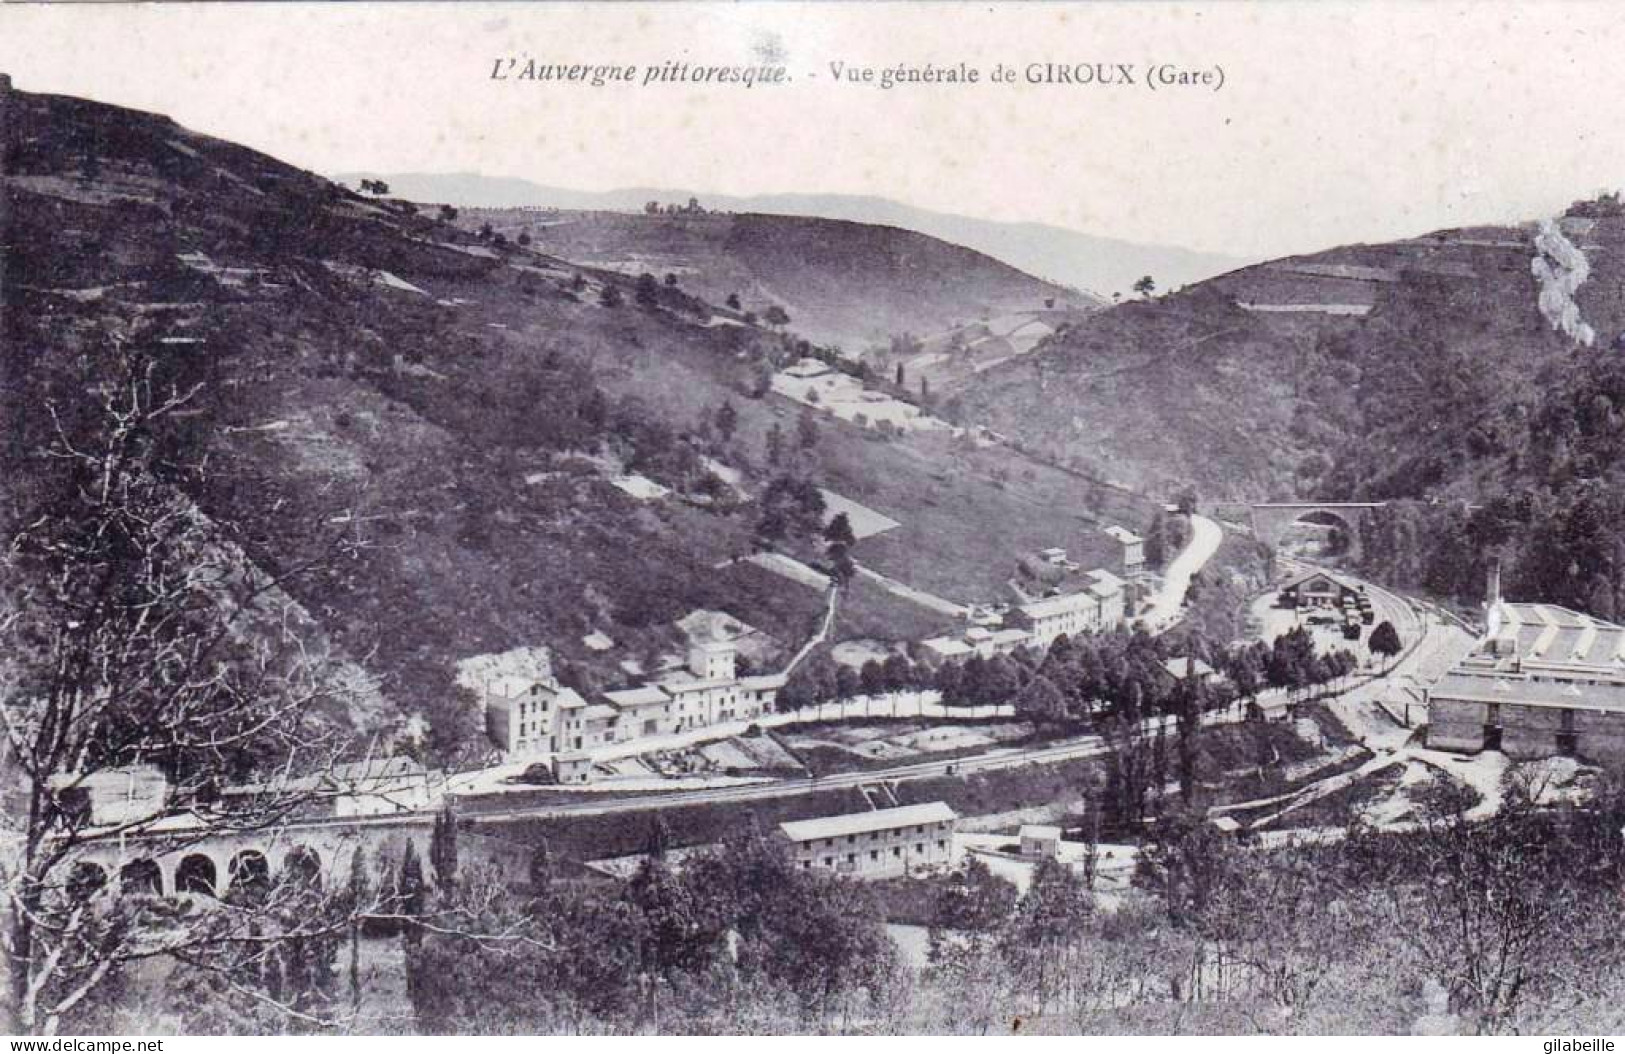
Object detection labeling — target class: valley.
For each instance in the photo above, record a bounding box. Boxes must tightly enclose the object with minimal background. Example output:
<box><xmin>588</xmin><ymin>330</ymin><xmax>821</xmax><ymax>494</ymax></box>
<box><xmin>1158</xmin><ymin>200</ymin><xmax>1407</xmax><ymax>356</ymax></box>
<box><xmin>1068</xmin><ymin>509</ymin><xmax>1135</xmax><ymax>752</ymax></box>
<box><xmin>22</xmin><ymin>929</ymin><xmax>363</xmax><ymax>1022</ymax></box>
<box><xmin>9</xmin><ymin>68</ymin><xmax>1625</xmax><ymax>1039</ymax></box>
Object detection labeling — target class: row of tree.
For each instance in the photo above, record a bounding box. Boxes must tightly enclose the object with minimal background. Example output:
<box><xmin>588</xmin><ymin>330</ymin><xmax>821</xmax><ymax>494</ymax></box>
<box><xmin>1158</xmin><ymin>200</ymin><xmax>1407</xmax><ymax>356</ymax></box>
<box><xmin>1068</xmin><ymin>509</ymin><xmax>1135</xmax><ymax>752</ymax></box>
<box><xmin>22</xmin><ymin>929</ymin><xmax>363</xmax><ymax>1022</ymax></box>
<box><xmin>777</xmin><ymin>622</ymin><xmax>1365</xmax><ymax>735</ymax></box>
<box><xmin>405</xmin><ymin>827</ymin><xmax>900</xmax><ymax>1033</ymax></box>
<box><xmin>288</xmin><ymin>775</ymin><xmax>1625</xmax><ymax>1035</ymax></box>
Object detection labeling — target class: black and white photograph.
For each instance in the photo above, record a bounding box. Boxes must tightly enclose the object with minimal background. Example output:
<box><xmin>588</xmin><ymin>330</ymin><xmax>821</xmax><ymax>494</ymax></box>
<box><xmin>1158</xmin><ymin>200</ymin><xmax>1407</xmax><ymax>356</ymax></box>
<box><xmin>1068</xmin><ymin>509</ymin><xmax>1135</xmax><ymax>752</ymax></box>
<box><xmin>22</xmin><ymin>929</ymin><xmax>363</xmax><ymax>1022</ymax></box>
<box><xmin>4</xmin><ymin>0</ymin><xmax>1625</xmax><ymax>1039</ymax></box>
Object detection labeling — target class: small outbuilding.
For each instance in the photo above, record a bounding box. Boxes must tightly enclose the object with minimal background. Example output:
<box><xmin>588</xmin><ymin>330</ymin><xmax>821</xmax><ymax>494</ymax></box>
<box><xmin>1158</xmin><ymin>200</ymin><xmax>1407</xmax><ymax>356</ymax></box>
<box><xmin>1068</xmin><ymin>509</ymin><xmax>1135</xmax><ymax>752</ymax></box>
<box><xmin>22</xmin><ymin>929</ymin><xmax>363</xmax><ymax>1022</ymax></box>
<box><xmin>1018</xmin><ymin>824</ymin><xmax>1063</xmax><ymax>860</ymax></box>
<box><xmin>553</xmin><ymin>751</ymin><xmax>596</xmax><ymax>785</ymax></box>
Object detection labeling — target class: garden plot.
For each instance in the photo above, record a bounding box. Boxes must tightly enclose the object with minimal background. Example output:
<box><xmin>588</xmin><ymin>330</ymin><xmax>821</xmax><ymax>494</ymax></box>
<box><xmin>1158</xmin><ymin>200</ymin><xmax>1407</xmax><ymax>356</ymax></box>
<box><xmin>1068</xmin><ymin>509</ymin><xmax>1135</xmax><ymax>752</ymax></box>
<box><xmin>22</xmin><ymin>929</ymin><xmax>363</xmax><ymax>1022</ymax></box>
<box><xmin>609</xmin><ymin>473</ymin><xmax>670</xmax><ymax>501</ymax></box>
<box><xmin>600</xmin><ymin>756</ymin><xmax>657</xmax><ymax>779</ymax></box>
<box><xmin>322</xmin><ymin>260</ymin><xmax>430</xmax><ymax>297</ymax></box>
<box><xmin>696</xmin><ymin>734</ymin><xmax>799</xmax><ymax>772</ymax></box>
<box><xmin>745</xmin><ymin>551</ymin><xmax>831</xmax><ymax>591</ymax></box>
<box><xmin>1359</xmin><ymin>759</ymin><xmax>1438</xmax><ymax>828</ymax></box>
<box><xmin>820</xmin><ymin>488</ymin><xmax>900</xmax><ymax>538</ymax></box>
<box><xmin>831</xmin><ymin>639</ymin><xmax>897</xmax><ymax>667</ymax></box>
<box><xmin>646</xmin><ymin>731</ymin><xmax>804</xmax><ymax>777</ymax></box>
<box><xmin>890</xmin><ymin>725</ymin><xmax>1007</xmax><ymax>754</ymax></box>
<box><xmin>771</xmin><ymin>369</ymin><xmax>947</xmax><ymax>434</ymax></box>
<box><xmin>701</xmin><ymin>457</ymin><xmax>748</xmax><ymax>498</ymax></box>
<box><xmin>783</xmin><ymin>720</ymin><xmax>1032</xmax><ymax>762</ymax></box>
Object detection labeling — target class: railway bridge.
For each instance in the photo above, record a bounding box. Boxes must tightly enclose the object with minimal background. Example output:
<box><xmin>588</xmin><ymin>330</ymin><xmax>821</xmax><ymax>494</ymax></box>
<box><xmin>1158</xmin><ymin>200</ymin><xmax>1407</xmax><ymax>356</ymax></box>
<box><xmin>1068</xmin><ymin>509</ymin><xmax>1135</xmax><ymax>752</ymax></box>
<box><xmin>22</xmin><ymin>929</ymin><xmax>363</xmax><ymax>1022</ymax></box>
<box><xmin>68</xmin><ymin>810</ymin><xmax>529</xmax><ymax>898</ymax></box>
<box><xmin>1212</xmin><ymin>500</ymin><xmax>1387</xmax><ymax>561</ymax></box>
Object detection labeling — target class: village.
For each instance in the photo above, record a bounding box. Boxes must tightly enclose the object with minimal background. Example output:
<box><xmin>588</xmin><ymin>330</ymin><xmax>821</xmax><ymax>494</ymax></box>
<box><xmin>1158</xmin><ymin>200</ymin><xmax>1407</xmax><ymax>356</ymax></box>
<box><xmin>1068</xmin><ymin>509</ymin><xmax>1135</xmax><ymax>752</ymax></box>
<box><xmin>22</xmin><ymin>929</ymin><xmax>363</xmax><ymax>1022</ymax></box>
<box><xmin>48</xmin><ymin>304</ymin><xmax>1611</xmax><ymax>900</ymax></box>
<box><xmin>463</xmin><ymin>516</ymin><xmax>1149</xmax><ymax>789</ymax></box>
<box><xmin>65</xmin><ymin>534</ymin><xmax>1616</xmax><ymax>901</ymax></box>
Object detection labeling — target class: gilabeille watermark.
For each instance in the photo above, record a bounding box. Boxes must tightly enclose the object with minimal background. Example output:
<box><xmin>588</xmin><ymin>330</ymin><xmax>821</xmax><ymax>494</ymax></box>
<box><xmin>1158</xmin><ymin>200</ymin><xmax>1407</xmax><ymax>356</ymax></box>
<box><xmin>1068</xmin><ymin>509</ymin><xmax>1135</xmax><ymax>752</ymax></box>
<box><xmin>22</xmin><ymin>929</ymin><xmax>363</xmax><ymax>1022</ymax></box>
<box><xmin>1544</xmin><ymin>1039</ymin><xmax>1616</xmax><ymax>1053</ymax></box>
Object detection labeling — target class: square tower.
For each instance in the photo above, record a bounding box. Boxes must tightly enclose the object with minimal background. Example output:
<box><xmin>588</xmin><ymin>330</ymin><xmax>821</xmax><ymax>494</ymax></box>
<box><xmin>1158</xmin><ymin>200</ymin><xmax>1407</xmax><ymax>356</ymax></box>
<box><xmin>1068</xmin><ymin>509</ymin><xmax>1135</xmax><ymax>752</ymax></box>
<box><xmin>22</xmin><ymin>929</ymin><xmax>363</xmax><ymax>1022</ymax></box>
<box><xmin>688</xmin><ymin>638</ymin><xmax>737</xmax><ymax>681</ymax></box>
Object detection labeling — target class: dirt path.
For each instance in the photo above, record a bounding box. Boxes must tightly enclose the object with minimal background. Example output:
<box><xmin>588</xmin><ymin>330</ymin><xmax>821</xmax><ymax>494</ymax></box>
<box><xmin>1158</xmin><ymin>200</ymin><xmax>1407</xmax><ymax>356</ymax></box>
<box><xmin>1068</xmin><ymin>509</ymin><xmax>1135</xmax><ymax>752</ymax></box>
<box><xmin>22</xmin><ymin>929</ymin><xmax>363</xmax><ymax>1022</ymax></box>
<box><xmin>783</xmin><ymin>587</ymin><xmax>839</xmax><ymax>676</ymax></box>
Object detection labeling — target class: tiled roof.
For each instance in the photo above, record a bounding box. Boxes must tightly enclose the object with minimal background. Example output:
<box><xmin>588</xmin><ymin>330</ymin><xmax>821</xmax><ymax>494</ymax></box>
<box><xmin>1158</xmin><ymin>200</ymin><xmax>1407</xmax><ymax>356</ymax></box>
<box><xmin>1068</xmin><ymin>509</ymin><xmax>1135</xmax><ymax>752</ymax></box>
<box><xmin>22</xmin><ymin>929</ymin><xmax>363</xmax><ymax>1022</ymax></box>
<box><xmin>1020</xmin><ymin>590</ymin><xmax>1098</xmax><ymax>620</ymax></box>
<box><xmin>778</xmin><ymin>801</ymin><xmax>957</xmax><ymax>842</ymax></box>
<box><xmin>603</xmin><ymin>685</ymin><xmax>670</xmax><ymax>709</ymax></box>
<box><xmin>1430</xmin><ymin>674</ymin><xmax>1625</xmax><ymax>713</ymax></box>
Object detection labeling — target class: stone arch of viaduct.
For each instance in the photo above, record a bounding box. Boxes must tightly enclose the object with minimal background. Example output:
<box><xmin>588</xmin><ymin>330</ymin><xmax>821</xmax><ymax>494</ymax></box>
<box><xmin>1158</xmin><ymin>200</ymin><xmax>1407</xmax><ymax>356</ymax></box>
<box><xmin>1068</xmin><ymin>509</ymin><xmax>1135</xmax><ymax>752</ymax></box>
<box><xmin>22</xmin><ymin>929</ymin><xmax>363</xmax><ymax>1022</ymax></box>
<box><xmin>1216</xmin><ymin>501</ymin><xmax>1387</xmax><ymax>562</ymax></box>
<box><xmin>66</xmin><ymin>813</ymin><xmax>529</xmax><ymax>899</ymax></box>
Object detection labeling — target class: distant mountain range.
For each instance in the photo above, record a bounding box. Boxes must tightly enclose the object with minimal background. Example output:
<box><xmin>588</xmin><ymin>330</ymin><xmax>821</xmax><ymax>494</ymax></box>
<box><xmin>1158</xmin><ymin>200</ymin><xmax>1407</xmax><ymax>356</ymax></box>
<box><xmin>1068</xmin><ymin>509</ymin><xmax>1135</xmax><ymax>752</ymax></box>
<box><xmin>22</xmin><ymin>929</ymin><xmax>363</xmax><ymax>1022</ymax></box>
<box><xmin>455</xmin><ymin>205</ymin><xmax>1092</xmax><ymax>351</ymax></box>
<box><xmin>334</xmin><ymin>172</ymin><xmax>1252</xmax><ymax>298</ymax></box>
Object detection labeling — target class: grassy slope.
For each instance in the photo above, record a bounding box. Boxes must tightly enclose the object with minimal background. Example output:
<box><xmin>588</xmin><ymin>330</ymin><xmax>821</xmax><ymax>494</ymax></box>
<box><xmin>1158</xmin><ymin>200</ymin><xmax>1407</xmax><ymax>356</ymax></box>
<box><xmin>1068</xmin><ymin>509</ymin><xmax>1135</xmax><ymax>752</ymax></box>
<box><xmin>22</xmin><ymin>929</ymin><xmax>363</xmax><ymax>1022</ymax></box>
<box><xmin>462</xmin><ymin>207</ymin><xmax>1095</xmax><ymax>352</ymax></box>
<box><xmin>956</xmin><ymin>225</ymin><xmax>1590</xmax><ymax>501</ymax></box>
<box><xmin>3</xmin><ymin>86</ymin><xmax>1154</xmax><ymax>760</ymax></box>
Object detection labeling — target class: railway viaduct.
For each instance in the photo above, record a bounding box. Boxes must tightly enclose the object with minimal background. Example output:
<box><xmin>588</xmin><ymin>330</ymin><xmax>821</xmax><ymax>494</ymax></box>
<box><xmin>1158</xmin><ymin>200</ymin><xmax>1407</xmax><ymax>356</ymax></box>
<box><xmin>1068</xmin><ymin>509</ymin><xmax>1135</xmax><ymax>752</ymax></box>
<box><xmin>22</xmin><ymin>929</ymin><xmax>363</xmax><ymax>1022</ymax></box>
<box><xmin>68</xmin><ymin>810</ymin><xmax>530</xmax><ymax>898</ymax></box>
<box><xmin>1212</xmin><ymin>501</ymin><xmax>1387</xmax><ymax>561</ymax></box>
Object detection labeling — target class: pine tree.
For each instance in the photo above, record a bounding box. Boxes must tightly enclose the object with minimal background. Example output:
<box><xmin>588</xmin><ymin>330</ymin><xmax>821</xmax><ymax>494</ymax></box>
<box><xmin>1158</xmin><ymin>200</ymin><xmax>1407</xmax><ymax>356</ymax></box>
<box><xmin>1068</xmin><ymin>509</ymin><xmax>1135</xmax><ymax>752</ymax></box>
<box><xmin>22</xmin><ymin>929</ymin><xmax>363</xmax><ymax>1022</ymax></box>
<box><xmin>399</xmin><ymin>843</ymin><xmax>426</xmax><ymax>949</ymax></box>
<box><xmin>823</xmin><ymin>512</ymin><xmax>857</xmax><ymax>549</ymax></box>
<box><xmin>429</xmin><ymin>806</ymin><xmax>459</xmax><ymax>892</ymax></box>
<box><xmin>1369</xmin><ymin>620</ymin><xmax>1403</xmax><ymax>668</ymax></box>
<box><xmin>646</xmin><ymin>814</ymin><xmax>673</xmax><ymax>859</ymax></box>
<box><xmin>347</xmin><ymin>847</ymin><xmax>371</xmax><ymax>1013</ymax></box>
<box><xmin>528</xmin><ymin>839</ymin><xmax>553</xmax><ymax>894</ymax></box>
<box><xmin>716</xmin><ymin>400</ymin><xmax>739</xmax><ymax>444</ymax></box>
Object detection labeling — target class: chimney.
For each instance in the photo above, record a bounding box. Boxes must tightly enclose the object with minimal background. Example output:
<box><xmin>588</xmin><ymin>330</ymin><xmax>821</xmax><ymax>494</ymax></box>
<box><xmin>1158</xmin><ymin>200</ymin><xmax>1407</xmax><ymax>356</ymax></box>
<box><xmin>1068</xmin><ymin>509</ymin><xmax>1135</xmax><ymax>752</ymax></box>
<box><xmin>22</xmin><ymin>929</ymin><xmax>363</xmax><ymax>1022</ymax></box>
<box><xmin>1484</xmin><ymin>558</ymin><xmax>1504</xmax><ymax>646</ymax></box>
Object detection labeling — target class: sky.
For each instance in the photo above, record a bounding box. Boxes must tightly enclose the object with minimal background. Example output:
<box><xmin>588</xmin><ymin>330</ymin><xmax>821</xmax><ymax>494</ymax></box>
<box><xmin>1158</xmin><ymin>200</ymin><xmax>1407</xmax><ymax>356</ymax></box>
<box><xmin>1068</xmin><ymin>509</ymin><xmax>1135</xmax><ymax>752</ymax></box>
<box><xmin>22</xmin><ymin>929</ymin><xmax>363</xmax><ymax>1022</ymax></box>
<box><xmin>2</xmin><ymin>1</ymin><xmax>1624</xmax><ymax>259</ymax></box>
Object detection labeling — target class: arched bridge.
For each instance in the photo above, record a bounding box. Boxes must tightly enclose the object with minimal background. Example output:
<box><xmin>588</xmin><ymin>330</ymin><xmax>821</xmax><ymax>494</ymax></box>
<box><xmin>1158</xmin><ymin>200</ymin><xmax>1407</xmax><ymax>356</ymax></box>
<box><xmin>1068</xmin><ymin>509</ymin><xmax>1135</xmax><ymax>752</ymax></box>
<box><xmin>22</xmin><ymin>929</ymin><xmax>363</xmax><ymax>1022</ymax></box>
<box><xmin>67</xmin><ymin>811</ymin><xmax>529</xmax><ymax>899</ymax></box>
<box><xmin>1213</xmin><ymin>501</ymin><xmax>1387</xmax><ymax>560</ymax></box>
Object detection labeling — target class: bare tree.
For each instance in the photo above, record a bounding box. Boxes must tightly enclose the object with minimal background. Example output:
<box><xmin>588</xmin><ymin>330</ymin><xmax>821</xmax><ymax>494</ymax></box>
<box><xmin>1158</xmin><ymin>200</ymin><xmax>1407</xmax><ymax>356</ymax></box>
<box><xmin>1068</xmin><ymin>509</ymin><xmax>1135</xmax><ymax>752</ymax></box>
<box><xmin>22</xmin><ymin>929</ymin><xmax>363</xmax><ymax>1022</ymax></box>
<box><xmin>1370</xmin><ymin>787</ymin><xmax>1624</xmax><ymax>1034</ymax></box>
<box><xmin>0</xmin><ymin>338</ymin><xmax>379</xmax><ymax>1033</ymax></box>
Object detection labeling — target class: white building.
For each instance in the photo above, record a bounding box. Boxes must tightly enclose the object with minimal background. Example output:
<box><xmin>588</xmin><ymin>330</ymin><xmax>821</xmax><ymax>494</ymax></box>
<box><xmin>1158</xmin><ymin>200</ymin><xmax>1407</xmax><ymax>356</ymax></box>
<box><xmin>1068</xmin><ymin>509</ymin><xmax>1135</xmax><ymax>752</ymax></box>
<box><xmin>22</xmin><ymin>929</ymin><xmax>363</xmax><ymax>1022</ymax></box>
<box><xmin>553</xmin><ymin>751</ymin><xmax>595</xmax><ymax>784</ymax></box>
<box><xmin>1019</xmin><ymin>824</ymin><xmax>1063</xmax><ymax>860</ymax></box>
<box><xmin>923</xmin><ymin>625</ymin><xmax>1033</xmax><ymax>661</ymax></box>
<box><xmin>603</xmin><ymin>684</ymin><xmax>673</xmax><ymax>739</ymax></box>
<box><xmin>221</xmin><ymin>756</ymin><xmax>444</xmax><ymax>818</ymax></box>
<box><xmin>648</xmin><ymin>636</ymin><xmax>783</xmax><ymax>731</ymax></box>
<box><xmin>326</xmin><ymin>757</ymin><xmax>442</xmax><ymax>817</ymax></box>
<box><xmin>1104</xmin><ymin>525</ymin><xmax>1146</xmax><ymax>575</ymax></box>
<box><xmin>1085</xmin><ymin>568</ymin><xmax>1128</xmax><ymax>625</ymax></box>
<box><xmin>49</xmin><ymin>765</ymin><xmax>169</xmax><ymax>827</ymax></box>
<box><xmin>1426</xmin><ymin>597</ymin><xmax>1625</xmax><ymax>764</ymax></box>
<box><xmin>783</xmin><ymin>357</ymin><xmax>833</xmax><ymax>379</ymax></box>
<box><xmin>688</xmin><ymin>638</ymin><xmax>736</xmax><ymax>681</ymax></box>
<box><xmin>1011</xmin><ymin>591</ymin><xmax>1098</xmax><ymax>647</ymax></box>
<box><xmin>1010</xmin><ymin>568</ymin><xmax>1126</xmax><ymax>649</ymax></box>
<box><xmin>483</xmin><ymin>630</ymin><xmax>784</xmax><ymax>765</ymax></box>
<box><xmin>484</xmin><ymin>679</ymin><xmax>589</xmax><ymax>756</ymax></box>
<box><xmin>777</xmin><ymin>801</ymin><xmax>958</xmax><ymax>879</ymax></box>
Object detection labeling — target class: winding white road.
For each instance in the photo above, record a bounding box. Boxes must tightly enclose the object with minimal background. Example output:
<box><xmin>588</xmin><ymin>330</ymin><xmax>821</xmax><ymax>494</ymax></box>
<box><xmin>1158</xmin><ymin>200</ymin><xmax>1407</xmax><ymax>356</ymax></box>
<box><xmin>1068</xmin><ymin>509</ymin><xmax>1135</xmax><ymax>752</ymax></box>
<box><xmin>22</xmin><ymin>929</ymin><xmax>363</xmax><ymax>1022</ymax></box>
<box><xmin>1140</xmin><ymin>513</ymin><xmax>1223</xmax><ymax>632</ymax></box>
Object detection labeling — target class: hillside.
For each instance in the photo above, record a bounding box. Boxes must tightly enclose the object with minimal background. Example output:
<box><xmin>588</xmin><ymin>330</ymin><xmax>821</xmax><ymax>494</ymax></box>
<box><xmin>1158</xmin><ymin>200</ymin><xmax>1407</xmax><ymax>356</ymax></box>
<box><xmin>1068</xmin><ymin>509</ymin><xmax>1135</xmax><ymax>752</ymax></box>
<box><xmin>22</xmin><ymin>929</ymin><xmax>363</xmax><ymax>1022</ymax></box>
<box><xmin>2</xmin><ymin>82</ymin><xmax>1155</xmax><ymax>764</ymax></box>
<box><xmin>454</xmin><ymin>205</ymin><xmax>1095</xmax><ymax>352</ymax></box>
<box><xmin>340</xmin><ymin>172</ymin><xmax>1250</xmax><ymax>300</ymax></box>
<box><xmin>954</xmin><ymin>218</ymin><xmax>1620</xmax><ymax>500</ymax></box>
<box><xmin>952</xmin><ymin>199</ymin><xmax>1625</xmax><ymax>625</ymax></box>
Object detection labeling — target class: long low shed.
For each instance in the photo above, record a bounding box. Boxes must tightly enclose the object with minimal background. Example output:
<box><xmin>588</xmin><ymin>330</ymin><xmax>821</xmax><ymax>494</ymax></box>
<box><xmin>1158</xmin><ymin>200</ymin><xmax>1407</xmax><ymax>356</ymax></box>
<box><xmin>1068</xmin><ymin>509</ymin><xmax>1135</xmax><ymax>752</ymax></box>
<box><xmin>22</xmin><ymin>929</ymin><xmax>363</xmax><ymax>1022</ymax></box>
<box><xmin>776</xmin><ymin>801</ymin><xmax>957</xmax><ymax>880</ymax></box>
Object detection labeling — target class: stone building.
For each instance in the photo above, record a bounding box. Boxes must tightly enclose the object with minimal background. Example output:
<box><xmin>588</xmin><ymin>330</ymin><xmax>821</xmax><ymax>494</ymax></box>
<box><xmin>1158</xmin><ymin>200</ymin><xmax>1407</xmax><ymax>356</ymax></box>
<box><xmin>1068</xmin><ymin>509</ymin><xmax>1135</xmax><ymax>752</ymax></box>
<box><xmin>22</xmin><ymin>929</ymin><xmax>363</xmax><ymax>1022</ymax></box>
<box><xmin>1104</xmin><ymin>525</ymin><xmax>1146</xmax><ymax>576</ymax></box>
<box><xmin>1008</xmin><ymin>568</ymin><xmax>1127</xmax><ymax>648</ymax></box>
<box><xmin>776</xmin><ymin>801</ymin><xmax>957</xmax><ymax>879</ymax></box>
<box><xmin>1426</xmin><ymin>594</ymin><xmax>1625</xmax><ymax>764</ymax></box>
